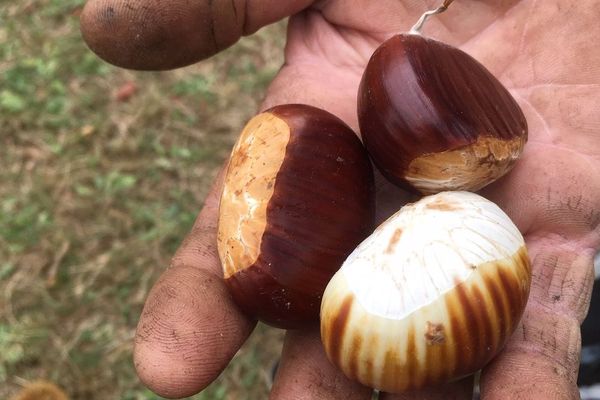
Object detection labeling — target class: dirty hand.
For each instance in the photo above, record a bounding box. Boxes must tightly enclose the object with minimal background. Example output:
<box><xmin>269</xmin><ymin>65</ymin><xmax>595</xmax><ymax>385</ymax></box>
<box><xmin>80</xmin><ymin>0</ymin><xmax>600</xmax><ymax>398</ymax></box>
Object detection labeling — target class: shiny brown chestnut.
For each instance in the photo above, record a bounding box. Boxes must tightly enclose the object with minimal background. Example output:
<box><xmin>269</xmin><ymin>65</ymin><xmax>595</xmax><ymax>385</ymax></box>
<box><xmin>358</xmin><ymin>33</ymin><xmax>528</xmax><ymax>194</ymax></box>
<box><xmin>217</xmin><ymin>104</ymin><xmax>375</xmax><ymax>329</ymax></box>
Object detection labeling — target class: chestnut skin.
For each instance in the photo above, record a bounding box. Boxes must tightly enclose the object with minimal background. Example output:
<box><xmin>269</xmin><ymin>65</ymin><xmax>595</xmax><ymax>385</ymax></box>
<box><xmin>218</xmin><ymin>104</ymin><xmax>375</xmax><ymax>329</ymax></box>
<box><xmin>358</xmin><ymin>34</ymin><xmax>528</xmax><ymax>194</ymax></box>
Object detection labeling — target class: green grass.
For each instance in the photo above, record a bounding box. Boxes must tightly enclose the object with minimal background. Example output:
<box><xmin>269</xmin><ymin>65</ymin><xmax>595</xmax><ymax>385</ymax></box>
<box><xmin>0</xmin><ymin>2</ymin><xmax>286</xmax><ymax>398</ymax></box>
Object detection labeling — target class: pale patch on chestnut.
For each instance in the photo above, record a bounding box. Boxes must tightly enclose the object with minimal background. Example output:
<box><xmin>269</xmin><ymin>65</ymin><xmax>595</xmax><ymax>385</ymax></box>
<box><xmin>320</xmin><ymin>192</ymin><xmax>532</xmax><ymax>392</ymax></box>
<box><xmin>405</xmin><ymin>135</ymin><xmax>527</xmax><ymax>194</ymax></box>
<box><xmin>218</xmin><ymin>113</ymin><xmax>290</xmax><ymax>278</ymax></box>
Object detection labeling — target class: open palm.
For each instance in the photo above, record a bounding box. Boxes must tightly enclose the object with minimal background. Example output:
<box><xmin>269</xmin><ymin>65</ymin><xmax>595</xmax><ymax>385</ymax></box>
<box><xmin>81</xmin><ymin>0</ymin><xmax>600</xmax><ymax>398</ymax></box>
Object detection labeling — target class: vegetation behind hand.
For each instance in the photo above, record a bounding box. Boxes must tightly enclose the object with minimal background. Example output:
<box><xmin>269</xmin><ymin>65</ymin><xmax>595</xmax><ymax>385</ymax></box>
<box><xmin>0</xmin><ymin>2</ymin><xmax>285</xmax><ymax>398</ymax></box>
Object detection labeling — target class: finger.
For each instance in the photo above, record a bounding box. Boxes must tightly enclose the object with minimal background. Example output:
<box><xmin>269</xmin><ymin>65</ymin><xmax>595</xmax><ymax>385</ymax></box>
<box><xmin>80</xmin><ymin>0</ymin><xmax>314</xmax><ymax>70</ymax></box>
<box><xmin>379</xmin><ymin>376</ymin><xmax>474</xmax><ymax>400</ymax></box>
<box><xmin>479</xmin><ymin>236</ymin><xmax>597</xmax><ymax>399</ymax></box>
<box><xmin>270</xmin><ymin>328</ymin><xmax>373</xmax><ymax>400</ymax></box>
<box><xmin>134</xmin><ymin>168</ymin><xmax>256</xmax><ymax>399</ymax></box>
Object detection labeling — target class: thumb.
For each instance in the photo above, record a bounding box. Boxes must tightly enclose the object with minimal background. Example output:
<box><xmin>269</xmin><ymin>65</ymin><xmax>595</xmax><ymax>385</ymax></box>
<box><xmin>80</xmin><ymin>0</ymin><xmax>314</xmax><ymax>70</ymax></box>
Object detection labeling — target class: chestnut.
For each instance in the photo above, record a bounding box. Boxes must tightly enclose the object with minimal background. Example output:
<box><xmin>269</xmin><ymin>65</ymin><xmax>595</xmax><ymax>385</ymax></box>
<box><xmin>320</xmin><ymin>191</ymin><xmax>531</xmax><ymax>393</ymax></box>
<box><xmin>358</xmin><ymin>33</ymin><xmax>528</xmax><ymax>194</ymax></box>
<box><xmin>218</xmin><ymin>104</ymin><xmax>375</xmax><ymax>329</ymax></box>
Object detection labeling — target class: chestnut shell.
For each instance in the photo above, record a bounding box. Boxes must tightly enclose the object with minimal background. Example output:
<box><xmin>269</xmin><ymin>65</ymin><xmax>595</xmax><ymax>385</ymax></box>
<box><xmin>218</xmin><ymin>104</ymin><xmax>375</xmax><ymax>329</ymax></box>
<box><xmin>358</xmin><ymin>34</ymin><xmax>528</xmax><ymax>193</ymax></box>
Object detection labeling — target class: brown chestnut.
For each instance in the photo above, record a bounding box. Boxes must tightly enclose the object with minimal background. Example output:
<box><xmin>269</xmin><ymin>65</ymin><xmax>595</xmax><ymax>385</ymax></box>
<box><xmin>358</xmin><ymin>33</ymin><xmax>527</xmax><ymax>194</ymax></box>
<box><xmin>217</xmin><ymin>104</ymin><xmax>375</xmax><ymax>329</ymax></box>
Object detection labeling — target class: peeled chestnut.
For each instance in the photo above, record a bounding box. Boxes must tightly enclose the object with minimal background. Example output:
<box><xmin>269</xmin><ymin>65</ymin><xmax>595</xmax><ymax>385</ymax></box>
<box><xmin>218</xmin><ymin>104</ymin><xmax>375</xmax><ymax>329</ymax></box>
<box><xmin>358</xmin><ymin>33</ymin><xmax>528</xmax><ymax>194</ymax></box>
<box><xmin>320</xmin><ymin>191</ymin><xmax>531</xmax><ymax>393</ymax></box>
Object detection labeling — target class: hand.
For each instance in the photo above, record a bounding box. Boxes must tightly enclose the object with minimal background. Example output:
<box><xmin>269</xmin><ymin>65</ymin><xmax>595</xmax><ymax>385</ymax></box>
<box><xmin>81</xmin><ymin>1</ymin><xmax>600</xmax><ymax>398</ymax></box>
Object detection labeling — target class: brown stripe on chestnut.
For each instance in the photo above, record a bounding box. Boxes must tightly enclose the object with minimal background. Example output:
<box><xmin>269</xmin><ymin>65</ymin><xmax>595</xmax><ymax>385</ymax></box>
<box><xmin>363</xmin><ymin>336</ymin><xmax>376</xmax><ymax>386</ymax></box>
<box><xmin>471</xmin><ymin>284</ymin><xmax>495</xmax><ymax>360</ymax></box>
<box><xmin>515</xmin><ymin>247</ymin><xmax>533</xmax><ymax>293</ymax></box>
<box><xmin>405</xmin><ymin>324</ymin><xmax>419</xmax><ymax>390</ymax></box>
<box><xmin>380</xmin><ymin>326</ymin><xmax>418</xmax><ymax>394</ymax></box>
<box><xmin>515</xmin><ymin>261</ymin><xmax>531</xmax><ymax>309</ymax></box>
<box><xmin>497</xmin><ymin>266</ymin><xmax>523</xmax><ymax>327</ymax></box>
<box><xmin>385</xmin><ymin>228</ymin><xmax>403</xmax><ymax>254</ymax></box>
<box><xmin>328</xmin><ymin>294</ymin><xmax>354</xmax><ymax>367</ymax></box>
<box><xmin>382</xmin><ymin>349</ymin><xmax>401</xmax><ymax>392</ymax></box>
<box><xmin>452</xmin><ymin>280</ymin><xmax>480</xmax><ymax>375</ymax></box>
<box><xmin>348</xmin><ymin>333</ymin><xmax>363</xmax><ymax>380</ymax></box>
<box><xmin>521</xmin><ymin>247</ymin><xmax>533</xmax><ymax>275</ymax></box>
<box><xmin>519</xmin><ymin>251</ymin><xmax>532</xmax><ymax>305</ymax></box>
<box><xmin>481</xmin><ymin>270</ymin><xmax>509</xmax><ymax>341</ymax></box>
<box><xmin>446</xmin><ymin>288</ymin><xmax>466</xmax><ymax>379</ymax></box>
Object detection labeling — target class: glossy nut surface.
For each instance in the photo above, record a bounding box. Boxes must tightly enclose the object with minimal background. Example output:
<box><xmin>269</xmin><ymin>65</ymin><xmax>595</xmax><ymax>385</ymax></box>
<box><xmin>358</xmin><ymin>34</ymin><xmax>528</xmax><ymax>194</ymax></box>
<box><xmin>218</xmin><ymin>104</ymin><xmax>375</xmax><ymax>329</ymax></box>
<box><xmin>320</xmin><ymin>191</ymin><xmax>531</xmax><ymax>392</ymax></box>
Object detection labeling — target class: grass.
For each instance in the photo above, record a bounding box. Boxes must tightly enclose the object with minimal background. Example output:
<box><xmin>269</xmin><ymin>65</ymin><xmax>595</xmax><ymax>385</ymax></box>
<box><xmin>0</xmin><ymin>1</ymin><xmax>286</xmax><ymax>398</ymax></box>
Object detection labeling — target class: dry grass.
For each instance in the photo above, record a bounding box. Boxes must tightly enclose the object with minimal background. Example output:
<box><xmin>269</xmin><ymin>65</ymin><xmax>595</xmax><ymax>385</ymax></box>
<box><xmin>0</xmin><ymin>1</ymin><xmax>286</xmax><ymax>398</ymax></box>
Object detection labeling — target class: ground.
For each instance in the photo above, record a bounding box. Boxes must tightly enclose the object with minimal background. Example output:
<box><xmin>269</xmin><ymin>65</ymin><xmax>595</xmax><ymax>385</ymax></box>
<box><xmin>0</xmin><ymin>1</ymin><xmax>286</xmax><ymax>398</ymax></box>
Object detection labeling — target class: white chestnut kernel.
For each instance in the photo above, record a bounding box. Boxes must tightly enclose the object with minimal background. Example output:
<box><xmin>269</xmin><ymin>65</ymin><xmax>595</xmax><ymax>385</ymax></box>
<box><xmin>320</xmin><ymin>191</ymin><xmax>531</xmax><ymax>393</ymax></box>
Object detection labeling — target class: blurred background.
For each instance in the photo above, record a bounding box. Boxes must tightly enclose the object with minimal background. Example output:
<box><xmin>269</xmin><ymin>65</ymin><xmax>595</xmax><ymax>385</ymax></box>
<box><xmin>1</xmin><ymin>1</ymin><xmax>285</xmax><ymax>398</ymax></box>
<box><xmin>2</xmin><ymin>2</ymin><xmax>600</xmax><ymax>400</ymax></box>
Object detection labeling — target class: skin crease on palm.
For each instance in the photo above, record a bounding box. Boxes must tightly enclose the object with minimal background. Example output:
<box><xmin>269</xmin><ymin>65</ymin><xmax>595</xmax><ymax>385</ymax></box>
<box><xmin>79</xmin><ymin>0</ymin><xmax>600</xmax><ymax>398</ymax></box>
